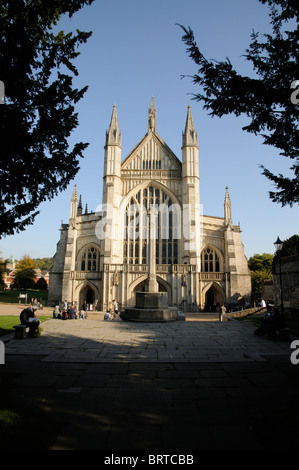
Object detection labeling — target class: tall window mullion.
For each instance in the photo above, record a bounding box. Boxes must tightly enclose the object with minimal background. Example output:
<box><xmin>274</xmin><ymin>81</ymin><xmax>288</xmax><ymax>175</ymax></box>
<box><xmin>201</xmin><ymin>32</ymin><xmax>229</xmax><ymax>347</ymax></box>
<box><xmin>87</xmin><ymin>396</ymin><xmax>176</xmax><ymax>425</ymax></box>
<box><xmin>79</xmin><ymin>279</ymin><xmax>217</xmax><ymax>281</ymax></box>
<box><xmin>80</xmin><ymin>246</ymin><xmax>100</xmax><ymax>272</ymax></box>
<box><xmin>123</xmin><ymin>186</ymin><xmax>178</xmax><ymax>266</ymax></box>
<box><xmin>201</xmin><ymin>248</ymin><xmax>221</xmax><ymax>273</ymax></box>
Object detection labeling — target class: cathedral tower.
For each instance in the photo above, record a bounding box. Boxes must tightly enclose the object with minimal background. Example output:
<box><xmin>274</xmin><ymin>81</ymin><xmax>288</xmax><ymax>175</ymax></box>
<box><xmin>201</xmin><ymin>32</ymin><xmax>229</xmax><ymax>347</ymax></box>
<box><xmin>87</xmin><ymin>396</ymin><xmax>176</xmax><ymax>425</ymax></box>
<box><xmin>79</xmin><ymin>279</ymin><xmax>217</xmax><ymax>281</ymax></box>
<box><xmin>102</xmin><ymin>104</ymin><xmax>122</xmax><ymax>265</ymax></box>
<box><xmin>181</xmin><ymin>105</ymin><xmax>201</xmax><ymax>269</ymax></box>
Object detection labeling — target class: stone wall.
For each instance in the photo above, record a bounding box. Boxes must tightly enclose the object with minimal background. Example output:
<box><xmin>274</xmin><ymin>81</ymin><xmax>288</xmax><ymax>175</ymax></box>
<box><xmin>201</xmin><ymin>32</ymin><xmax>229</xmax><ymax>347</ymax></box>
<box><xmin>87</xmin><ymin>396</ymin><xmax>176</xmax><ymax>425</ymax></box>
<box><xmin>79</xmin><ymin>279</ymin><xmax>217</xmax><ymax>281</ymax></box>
<box><xmin>273</xmin><ymin>254</ymin><xmax>299</xmax><ymax>317</ymax></box>
<box><xmin>262</xmin><ymin>280</ymin><xmax>274</xmax><ymax>303</ymax></box>
<box><xmin>226</xmin><ymin>306</ymin><xmax>267</xmax><ymax>319</ymax></box>
<box><xmin>48</xmin><ymin>225</ymin><xmax>68</xmax><ymax>306</ymax></box>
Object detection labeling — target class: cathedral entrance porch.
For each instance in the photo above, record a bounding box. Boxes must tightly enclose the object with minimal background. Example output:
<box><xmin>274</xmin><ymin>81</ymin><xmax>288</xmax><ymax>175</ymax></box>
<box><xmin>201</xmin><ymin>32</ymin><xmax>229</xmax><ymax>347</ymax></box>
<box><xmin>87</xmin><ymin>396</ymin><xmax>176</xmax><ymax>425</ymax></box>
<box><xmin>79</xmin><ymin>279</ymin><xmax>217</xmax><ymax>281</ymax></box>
<box><xmin>79</xmin><ymin>283</ymin><xmax>98</xmax><ymax>311</ymax></box>
<box><xmin>131</xmin><ymin>277</ymin><xmax>169</xmax><ymax>306</ymax></box>
<box><xmin>203</xmin><ymin>283</ymin><xmax>225</xmax><ymax>312</ymax></box>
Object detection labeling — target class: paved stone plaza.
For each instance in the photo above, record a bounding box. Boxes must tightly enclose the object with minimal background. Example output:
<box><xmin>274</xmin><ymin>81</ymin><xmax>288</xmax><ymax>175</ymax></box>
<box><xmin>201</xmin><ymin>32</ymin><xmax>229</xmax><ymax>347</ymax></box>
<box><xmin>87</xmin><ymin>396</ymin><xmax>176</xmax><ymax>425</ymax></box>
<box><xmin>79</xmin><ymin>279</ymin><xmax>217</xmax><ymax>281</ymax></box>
<box><xmin>1</xmin><ymin>305</ymin><xmax>299</xmax><ymax>451</ymax></box>
<box><xmin>3</xmin><ymin>313</ymin><xmax>293</xmax><ymax>363</ymax></box>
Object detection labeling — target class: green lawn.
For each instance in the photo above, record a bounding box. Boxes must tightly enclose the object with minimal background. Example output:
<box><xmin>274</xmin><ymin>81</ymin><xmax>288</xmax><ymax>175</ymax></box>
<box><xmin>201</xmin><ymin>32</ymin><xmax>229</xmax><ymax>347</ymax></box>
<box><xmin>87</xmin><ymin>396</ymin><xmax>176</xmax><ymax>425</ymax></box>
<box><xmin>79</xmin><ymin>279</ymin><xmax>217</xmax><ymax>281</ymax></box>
<box><xmin>0</xmin><ymin>315</ymin><xmax>51</xmax><ymax>336</ymax></box>
<box><xmin>0</xmin><ymin>407</ymin><xmax>61</xmax><ymax>449</ymax></box>
<box><xmin>0</xmin><ymin>289</ymin><xmax>48</xmax><ymax>304</ymax></box>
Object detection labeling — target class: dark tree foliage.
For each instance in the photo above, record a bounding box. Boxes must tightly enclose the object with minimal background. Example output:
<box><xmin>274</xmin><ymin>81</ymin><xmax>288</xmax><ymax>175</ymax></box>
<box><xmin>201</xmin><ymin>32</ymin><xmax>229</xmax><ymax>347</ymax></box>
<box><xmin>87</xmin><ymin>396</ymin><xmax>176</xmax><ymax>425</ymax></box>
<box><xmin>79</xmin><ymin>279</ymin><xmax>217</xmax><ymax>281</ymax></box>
<box><xmin>0</xmin><ymin>257</ymin><xmax>6</xmax><ymax>289</ymax></box>
<box><xmin>276</xmin><ymin>234</ymin><xmax>299</xmax><ymax>257</ymax></box>
<box><xmin>178</xmin><ymin>0</ymin><xmax>299</xmax><ymax>206</ymax></box>
<box><xmin>273</xmin><ymin>234</ymin><xmax>299</xmax><ymax>274</ymax></box>
<box><xmin>0</xmin><ymin>0</ymin><xmax>94</xmax><ymax>237</ymax></box>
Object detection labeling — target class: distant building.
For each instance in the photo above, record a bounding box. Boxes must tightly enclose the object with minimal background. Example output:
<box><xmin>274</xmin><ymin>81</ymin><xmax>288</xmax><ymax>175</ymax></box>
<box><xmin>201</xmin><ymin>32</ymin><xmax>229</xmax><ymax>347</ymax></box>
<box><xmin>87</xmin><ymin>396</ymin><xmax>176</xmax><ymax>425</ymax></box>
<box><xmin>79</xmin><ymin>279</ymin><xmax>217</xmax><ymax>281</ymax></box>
<box><xmin>4</xmin><ymin>267</ymin><xmax>49</xmax><ymax>289</ymax></box>
<box><xmin>4</xmin><ymin>270</ymin><xmax>15</xmax><ymax>289</ymax></box>
<box><xmin>49</xmin><ymin>100</ymin><xmax>251</xmax><ymax>311</ymax></box>
<box><xmin>34</xmin><ymin>269</ymin><xmax>49</xmax><ymax>287</ymax></box>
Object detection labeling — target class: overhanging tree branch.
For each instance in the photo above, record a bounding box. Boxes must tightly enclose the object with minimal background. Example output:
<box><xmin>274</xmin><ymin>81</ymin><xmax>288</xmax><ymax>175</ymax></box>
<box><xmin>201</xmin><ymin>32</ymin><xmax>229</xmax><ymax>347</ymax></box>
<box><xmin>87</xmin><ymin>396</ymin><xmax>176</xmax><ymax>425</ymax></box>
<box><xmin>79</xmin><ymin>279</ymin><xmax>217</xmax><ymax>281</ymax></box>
<box><xmin>0</xmin><ymin>0</ymin><xmax>95</xmax><ymax>237</ymax></box>
<box><xmin>177</xmin><ymin>0</ymin><xmax>299</xmax><ymax>206</ymax></box>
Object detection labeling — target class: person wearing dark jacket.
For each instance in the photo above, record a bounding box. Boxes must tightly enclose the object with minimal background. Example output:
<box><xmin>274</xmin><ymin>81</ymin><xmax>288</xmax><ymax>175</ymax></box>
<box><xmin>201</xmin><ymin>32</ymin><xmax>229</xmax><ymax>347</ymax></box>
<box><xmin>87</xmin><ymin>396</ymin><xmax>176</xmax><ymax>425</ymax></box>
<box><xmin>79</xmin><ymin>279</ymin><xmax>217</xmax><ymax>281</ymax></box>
<box><xmin>67</xmin><ymin>305</ymin><xmax>77</xmax><ymax>319</ymax></box>
<box><xmin>20</xmin><ymin>306</ymin><xmax>40</xmax><ymax>338</ymax></box>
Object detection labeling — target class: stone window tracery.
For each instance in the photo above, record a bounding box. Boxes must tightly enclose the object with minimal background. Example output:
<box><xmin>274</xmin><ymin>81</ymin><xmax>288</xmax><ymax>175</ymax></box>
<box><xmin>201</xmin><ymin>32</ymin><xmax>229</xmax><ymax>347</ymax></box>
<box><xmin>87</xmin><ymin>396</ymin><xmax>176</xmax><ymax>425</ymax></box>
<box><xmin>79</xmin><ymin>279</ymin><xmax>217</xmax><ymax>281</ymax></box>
<box><xmin>79</xmin><ymin>246</ymin><xmax>100</xmax><ymax>272</ymax></box>
<box><xmin>123</xmin><ymin>185</ymin><xmax>179</xmax><ymax>265</ymax></box>
<box><xmin>201</xmin><ymin>247</ymin><xmax>221</xmax><ymax>272</ymax></box>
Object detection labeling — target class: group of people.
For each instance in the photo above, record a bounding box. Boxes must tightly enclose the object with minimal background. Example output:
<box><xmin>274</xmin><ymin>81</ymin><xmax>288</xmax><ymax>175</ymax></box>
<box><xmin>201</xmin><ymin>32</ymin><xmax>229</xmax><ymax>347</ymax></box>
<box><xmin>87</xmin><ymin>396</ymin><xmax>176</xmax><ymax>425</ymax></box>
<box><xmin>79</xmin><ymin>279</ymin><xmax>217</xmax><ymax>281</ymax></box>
<box><xmin>104</xmin><ymin>299</ymin><xmax>119</xmax><ymax>321</ymax></box>
<box><xmin>53</xmin><ymin>300</ymin><xmax>88</xmax><ymax>320</ymax></box>
<box><xmin>29</xmin><ymin>297</ymin><xmax>42</xmax><ymax>310</ymax></box>
<box><xmin>52</xmin><ymin>299</ymin><xmax>120</xmax><ymax>321</ymax></box>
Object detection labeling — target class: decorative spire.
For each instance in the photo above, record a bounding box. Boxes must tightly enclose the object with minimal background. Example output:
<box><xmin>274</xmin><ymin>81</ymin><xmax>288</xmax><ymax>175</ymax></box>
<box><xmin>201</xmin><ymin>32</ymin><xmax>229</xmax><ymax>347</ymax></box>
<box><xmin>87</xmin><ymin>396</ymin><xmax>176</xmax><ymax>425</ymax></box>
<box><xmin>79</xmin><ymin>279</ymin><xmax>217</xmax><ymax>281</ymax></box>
<box><xmin>224</xmin><ymin>186</ymin><xmax>232</xmax><ymax>225</ymax></box>
<box><xmin>182</xmin><ymin>105</ymin><xmax>198</xmax><ymax>148</ymax></box>
<box><xmin>71</xmin><ymin>185</ymin><xmax>78</xmax><ymax>203</ymax></box>
<box><xmin>77</xmin><ymin>194</ymin><xmax>83</xmax><ymax>216</ymax></box>
<box><xmin>105</xmin><ymin>104</ymin><xmax>121</xmax><ymax>147</ymax></box>
<box><xmin>148</xmin><ymin>97</ymin><xmax>157</xmax><ymax>133</ymax></box>
<box><xmin>70</xmin><ymin>185</ymin><xmax>78</xmax><ymax>219</ymax></box>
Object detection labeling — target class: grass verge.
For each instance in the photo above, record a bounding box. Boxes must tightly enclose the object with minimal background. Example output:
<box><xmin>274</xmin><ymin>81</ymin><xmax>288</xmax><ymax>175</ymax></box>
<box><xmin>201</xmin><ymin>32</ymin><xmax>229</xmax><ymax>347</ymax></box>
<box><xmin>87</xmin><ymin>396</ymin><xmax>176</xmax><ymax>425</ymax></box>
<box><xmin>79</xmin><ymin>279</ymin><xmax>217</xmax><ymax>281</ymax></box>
<box><xmin>0</xmin><ymin>315</ymin><xmax>51</xmax><ymax>337</ymax></box>
<box><xmin>0</xmin><ymin>407</ymin><xmax>62</xmax><ymax>449</ymax></box>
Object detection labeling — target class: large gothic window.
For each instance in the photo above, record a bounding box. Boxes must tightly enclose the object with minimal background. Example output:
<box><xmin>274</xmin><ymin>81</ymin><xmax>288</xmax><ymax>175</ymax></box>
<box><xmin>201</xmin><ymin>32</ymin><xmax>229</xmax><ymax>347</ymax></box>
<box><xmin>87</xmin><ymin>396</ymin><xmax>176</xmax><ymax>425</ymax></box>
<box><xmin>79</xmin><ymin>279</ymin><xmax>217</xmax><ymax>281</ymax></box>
<box><xmin>79</xmin><ymin>246</ymin><xmax>100</xmax><ymax>272</ymax></box>
<box><xmin>201</xmin><ymin>247</ymin><xmax>221</xmax><ymax>272</ymax></box>
<box><xmin>123</xmin><ymin>185</ymin><xmax>179</xmax><ymax>265</ymax></box>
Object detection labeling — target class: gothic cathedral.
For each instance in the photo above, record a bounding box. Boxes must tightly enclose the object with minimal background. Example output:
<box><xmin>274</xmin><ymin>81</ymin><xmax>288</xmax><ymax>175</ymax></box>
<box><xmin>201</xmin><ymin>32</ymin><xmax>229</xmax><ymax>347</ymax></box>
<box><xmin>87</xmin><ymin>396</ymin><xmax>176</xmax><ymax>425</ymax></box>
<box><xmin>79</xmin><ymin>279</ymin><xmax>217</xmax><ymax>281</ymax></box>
<box><xmin>48</xmin><ymin>99</ymin><xmax>251</xmax><ymax>312</ymax></box>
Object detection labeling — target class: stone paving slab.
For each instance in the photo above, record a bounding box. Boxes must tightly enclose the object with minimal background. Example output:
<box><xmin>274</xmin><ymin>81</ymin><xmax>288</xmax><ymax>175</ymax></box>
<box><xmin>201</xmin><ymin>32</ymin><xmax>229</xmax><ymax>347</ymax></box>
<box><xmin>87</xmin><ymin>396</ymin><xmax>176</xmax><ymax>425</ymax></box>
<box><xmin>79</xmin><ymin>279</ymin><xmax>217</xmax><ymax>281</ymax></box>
<box><xmin>1</xmin><ymin>352</ymin><xmax>299</xmax><ymax>451</ymax></box>
<box><xmin>2</xmin><ymin>306</ymin><xmax>299</xmax><ymax>451</ymax></box>
<box><xmin>3</xmin><ymin>316</ymin><xmax>294</xmax><ymax>363</ymax></box>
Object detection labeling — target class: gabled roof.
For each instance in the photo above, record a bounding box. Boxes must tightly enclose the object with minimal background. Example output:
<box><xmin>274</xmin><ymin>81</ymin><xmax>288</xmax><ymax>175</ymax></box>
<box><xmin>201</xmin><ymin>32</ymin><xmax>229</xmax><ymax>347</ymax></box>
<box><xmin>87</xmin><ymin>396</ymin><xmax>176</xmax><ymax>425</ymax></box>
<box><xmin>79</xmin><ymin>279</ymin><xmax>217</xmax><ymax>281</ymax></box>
<box><xmin>121</xmin><ymin>130</ymin><xmax>182</xmax><ymax>171</ymax></box>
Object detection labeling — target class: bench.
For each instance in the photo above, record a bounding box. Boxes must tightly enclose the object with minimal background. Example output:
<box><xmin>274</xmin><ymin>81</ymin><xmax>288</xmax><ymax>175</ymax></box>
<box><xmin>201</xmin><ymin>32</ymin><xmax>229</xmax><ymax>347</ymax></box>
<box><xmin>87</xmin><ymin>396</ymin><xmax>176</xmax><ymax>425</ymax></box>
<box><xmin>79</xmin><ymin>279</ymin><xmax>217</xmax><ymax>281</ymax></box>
<box><xmin>13</xmin><ymin>324</ymin><xmax>29</xmax><ymax>339</ymax></box>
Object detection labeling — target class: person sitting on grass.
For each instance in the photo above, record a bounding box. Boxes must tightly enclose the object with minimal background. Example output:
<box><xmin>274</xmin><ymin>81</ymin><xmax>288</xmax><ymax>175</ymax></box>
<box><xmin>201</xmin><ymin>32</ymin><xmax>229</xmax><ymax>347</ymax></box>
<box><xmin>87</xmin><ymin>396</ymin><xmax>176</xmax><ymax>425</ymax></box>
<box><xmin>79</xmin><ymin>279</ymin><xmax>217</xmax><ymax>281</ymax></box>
<box><xmin>53</xmin><ymin>305</ymin><xmax>61</xmax><ymax>319</ymax></box>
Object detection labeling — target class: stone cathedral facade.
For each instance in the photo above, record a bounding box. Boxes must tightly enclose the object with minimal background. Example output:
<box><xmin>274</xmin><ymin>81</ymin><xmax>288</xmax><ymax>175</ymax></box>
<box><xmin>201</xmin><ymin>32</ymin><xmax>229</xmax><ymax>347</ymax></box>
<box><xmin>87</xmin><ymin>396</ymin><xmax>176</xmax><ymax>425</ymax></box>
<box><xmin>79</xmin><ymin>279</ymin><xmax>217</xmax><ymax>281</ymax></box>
<box><xmin>48</xmin><ymin>99</ymin><xmax>251</xmax><ymax>312</ymax></box>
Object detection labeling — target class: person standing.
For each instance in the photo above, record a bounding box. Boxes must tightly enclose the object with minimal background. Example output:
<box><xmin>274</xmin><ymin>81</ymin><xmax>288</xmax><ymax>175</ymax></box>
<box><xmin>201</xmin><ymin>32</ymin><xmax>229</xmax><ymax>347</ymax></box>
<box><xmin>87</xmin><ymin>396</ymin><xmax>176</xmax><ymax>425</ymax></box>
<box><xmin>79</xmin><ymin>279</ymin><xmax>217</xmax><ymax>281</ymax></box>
<box><xmin>113</xmin><ymin>299</ymin><xmax>119</xmax><ymax>318</ymax></box>
<box><xmin>260</xmin><ymin>299</ymin><xmax>266</xmax><ymax>308</ymax></box>
<box><xmin>82</xmin><ymin>300</ymin><xmax>88</xmax><ymax>319</ymax></box>
<box><xmin>219</xmin><ymin>304</ymin><xmax>227</xmax><ymax>322</ymax></box>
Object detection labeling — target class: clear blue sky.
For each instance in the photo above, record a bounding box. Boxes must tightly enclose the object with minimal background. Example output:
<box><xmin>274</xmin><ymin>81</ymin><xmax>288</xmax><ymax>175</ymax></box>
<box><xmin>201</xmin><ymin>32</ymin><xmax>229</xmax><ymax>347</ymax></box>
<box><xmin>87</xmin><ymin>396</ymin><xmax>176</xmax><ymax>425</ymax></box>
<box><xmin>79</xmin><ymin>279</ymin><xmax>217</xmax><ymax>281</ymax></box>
<box><xmin>1</xmin><ymin>0</ymin><xmax>298</xmax><ymax>262</ymax></box>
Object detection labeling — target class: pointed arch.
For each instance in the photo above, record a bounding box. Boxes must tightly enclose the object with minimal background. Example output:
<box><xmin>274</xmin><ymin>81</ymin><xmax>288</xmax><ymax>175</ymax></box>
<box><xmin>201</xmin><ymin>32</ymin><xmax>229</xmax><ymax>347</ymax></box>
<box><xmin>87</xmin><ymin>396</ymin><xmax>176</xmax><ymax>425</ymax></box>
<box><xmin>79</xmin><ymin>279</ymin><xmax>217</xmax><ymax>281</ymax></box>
<box><xmin>119</xmin><ymin>180</ymin><xmax>182</xmax><ymax>213</ymax></box>
<box><xmin>121</xmin><ymin>182</ymin><xmax>182</xmax><ymax>266</ymax></box>
<box><xmin>76</xmin><ymin>280</ymin><xmax>99</xmax><ymax>310</ymax></box>
<box><xmin>200</xmin><ymin>244</ymin><xmax>223</xmax><ymax>273</ymax></box>
<box><xmin>202</xmin><ymin>281</ymin><xmax>226</xmax><ymax>311</ymax></box>
<box><xmin>77</xmin><ymin>243</ymin><xmax>101</xmax><ymax>272</ymax></box>
<box><xmin>127</xmin><ymin>275</ymin><xmax>172</xmax><ymax>307</ymax></box>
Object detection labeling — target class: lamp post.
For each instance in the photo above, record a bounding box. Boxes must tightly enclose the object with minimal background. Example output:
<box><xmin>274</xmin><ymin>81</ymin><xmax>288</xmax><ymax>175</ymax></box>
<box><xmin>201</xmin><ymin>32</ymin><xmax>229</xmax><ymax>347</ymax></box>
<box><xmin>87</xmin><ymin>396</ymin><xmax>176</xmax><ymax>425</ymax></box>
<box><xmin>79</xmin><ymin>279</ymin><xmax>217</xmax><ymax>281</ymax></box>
<box><xmin>274</xmin><ymin>236</ymin><xmax>284</xmax><ymax>317</ymax></box>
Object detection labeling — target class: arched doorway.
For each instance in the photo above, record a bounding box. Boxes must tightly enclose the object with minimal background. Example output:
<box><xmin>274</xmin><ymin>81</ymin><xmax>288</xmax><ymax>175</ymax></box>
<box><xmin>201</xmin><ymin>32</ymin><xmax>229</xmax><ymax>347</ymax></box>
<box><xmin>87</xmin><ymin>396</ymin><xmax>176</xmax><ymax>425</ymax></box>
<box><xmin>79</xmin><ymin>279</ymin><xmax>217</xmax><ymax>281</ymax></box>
<box><xmin>204</xmin><ymin>283</ymin><xmax>225</xmax><ymax>312</ymax></box>
<box><xmin>134</xmin><ymin>279</ymin><xmax>167</xmax><ymax>294</ymax></box>
<box><xmin>79</xmin><ymin>283</ymin><xmax>97</xmax><ymax>310</ymax></box>
<box><xmin>206</xmin><ymin>288</ymin><xmax>215</xmax><ymax>310</ymax></box>
<box><xmin>130</xmin><ymin>276</ymin><xmax>170</xmax><ymax>307</ymax></box>
<box><xmin>86</xmin><ymin>288</ymin><xmax>95</xmax><ymax>304</ymax></box>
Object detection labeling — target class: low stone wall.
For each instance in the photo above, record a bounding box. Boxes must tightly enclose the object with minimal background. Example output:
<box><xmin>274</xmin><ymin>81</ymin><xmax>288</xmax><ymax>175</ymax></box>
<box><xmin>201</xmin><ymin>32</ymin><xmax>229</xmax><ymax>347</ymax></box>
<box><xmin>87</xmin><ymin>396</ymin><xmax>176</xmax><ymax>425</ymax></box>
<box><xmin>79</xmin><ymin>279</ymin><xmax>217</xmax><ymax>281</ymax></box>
<box><xmin>227</xmin><ymin>307</ymin><xmax>267</xmax><ymax>319</ymax></box>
